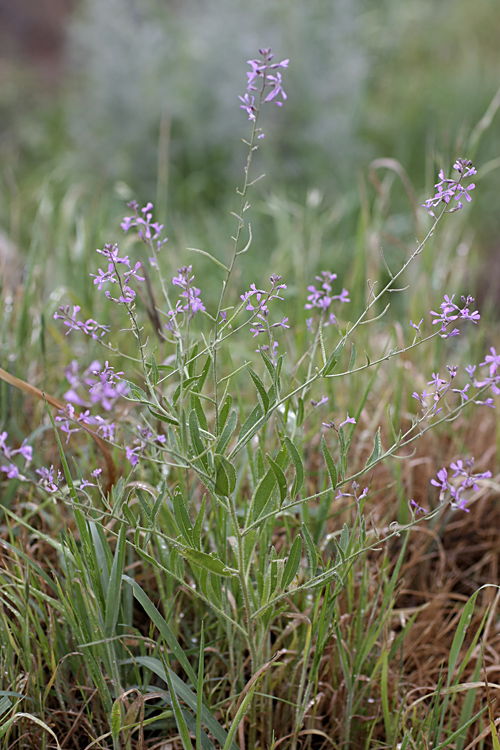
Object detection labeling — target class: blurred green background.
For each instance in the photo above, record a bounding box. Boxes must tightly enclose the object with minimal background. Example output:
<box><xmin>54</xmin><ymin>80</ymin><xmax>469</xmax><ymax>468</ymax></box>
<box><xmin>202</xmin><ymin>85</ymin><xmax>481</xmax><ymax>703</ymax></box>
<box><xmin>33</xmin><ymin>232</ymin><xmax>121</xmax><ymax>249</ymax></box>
<box><xmin>1</xmin><ymin>0</ymin><xmax>499</xmax><ymax>305</ymax></box>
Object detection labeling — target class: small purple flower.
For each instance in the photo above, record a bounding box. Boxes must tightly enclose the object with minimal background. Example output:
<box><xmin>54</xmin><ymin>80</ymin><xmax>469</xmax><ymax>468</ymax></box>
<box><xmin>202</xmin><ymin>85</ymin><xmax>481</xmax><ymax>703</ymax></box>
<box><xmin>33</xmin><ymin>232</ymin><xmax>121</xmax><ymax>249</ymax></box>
<box><xmin>422</xmin><ymin>159</ymin><xmax>476</xmax><ymax>216</ymax></box>
<box><xmin>431</xmin><ymin>467</ymin><xmax>449</xmax><ymax>493</ymax></box>
<box><xmin>311</xmin><ymin>396</ymin><xmax>329</xmax><ymax>408</ymax></box>
<box><xmin>410</xmin><ymin>499</ymin><xmax>426</xmax><ymax>515</ymax></box>
<box><xmin>480</xmin><ymin>347</ymin><xmax>500</xmax><ymax>378</ymax></box>
<box><xmin>239</xmin><ymin>48</ymin><xmax>289</xmax><ymax>123</ymax></box>
<box><xmin>126</xmin><ymin>446</ymin><xmax>140</xmax><ymax>466</ymax></box>
<box><xmin>410</xmin><ymin>319</ymin><xmax>424</xmax><ymax>336</ymax></box>
<box><xmin>1</xmin><ymin>463</ymin><xmax>19</xmax><ymax>479</ymax></box>
<box><xmin>431</xmin><ymin>457</ymin><xmax>491</xmax><ymax>512</ymax></box>
<box><xmin>36</xmin><ymin>465</ymin><xmax>63</xmax><ymax>493</ymax></box>
<box><xmin>430</xmin><ymin>294</ymin><xmax>480</xmax><ymax>335</ymax></box>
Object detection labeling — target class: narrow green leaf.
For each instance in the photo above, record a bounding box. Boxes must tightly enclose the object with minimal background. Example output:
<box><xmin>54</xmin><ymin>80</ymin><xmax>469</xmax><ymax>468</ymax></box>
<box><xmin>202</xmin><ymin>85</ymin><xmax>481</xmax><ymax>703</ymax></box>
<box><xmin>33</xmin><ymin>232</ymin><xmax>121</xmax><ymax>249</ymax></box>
<box><xmin>248</xmin><ymin>367</ymin><xmax>269</xmax><ymax>413</ymax></box>
<box><xmin>189</xmin><ymin>409</ymin><xmax>209</xmax><ymax>470</ymax></box>
<box><xmin>339</xmin><ymin>523</ymin><xmax>350</xmax><ymax>554</ymax></box>
<box><xmin>147</xmin><ymin>409</ymin><xmax>179</xmax><ymax>426</ymax></box>
<box><xmin>259</xmin><ymin>348</ymin><xmax>276</xmax><ymax>381</ymax></box>
<box><xmin>284</xmin><ymin>437</ymin><xmax>304</xmax><ymax>498</ymax></box>
<box><xmin>365</xmin><ymin>427</ymin><xmax>382</xmax><ymax>468</ymax></box>
<box><xmin>196</xmin><ymin>624</ymin><xmax>205</xmax><ymax>750</ymax></box>
<box><xmin>192</xmin><ymin>391</ymin><xmax>209</xmax><ymax>433</ymax></box>
<box><xmin>130</xmin><ymin>656</ymin><xmax>239</xmax><ymax>750</ymax></box>
<box><xmin>122</xmin><ymin>577</ymin><xmax>197</xmax><ymax>685</ymax></box>
<box><xmin>296</xmin><ymin>397</ymin><xmax>304</xmax><ymax>428</ymax></box>
<box><xmin>188</xmin><ymin>345</ymin><xmax>199</xmax><ymax>377</ymax></box>
<box><xmin>217</xmin><ymin>395</ymin><xmax>232</xmax><ymax>435</ymax></box>
<box><xmin>320</xmin><ymin>435</ymin><xmax>337</xmax><ymax>490</ymax></box>
<box><xmin>323</xmin><ymin>338</ymin><xmax>346</xmax><ymax>376</ymax></box>
<box><xmin>348</xmin><ymin>343</ymin><xmax>357</xmax><ymax>372</ymax></box>
<box><xmin>282</xmin><ymin>535</ymin><xmax>303</xmax><ymax>590</ymax></box>
<box><xmin>302</xmin><ymin>522</ymin><xmax>317</xmax><ymax>574</ymax></box>
<box><xmin>150</xmin><ymin>352</ymin><xmax>159</xmax><ymax>386</ymax></box>
<box><xmin>173</xmin><ymin>489</ymin><xmax>194</xmax><ymax>545</ymax></box>
<box><xmin>110</xmin><ymin>699</ymin><xmax>122</xmax><ymax>745</ymax></box>
<box><xmin>192</xmin><ymin>496</ymin><xmax>206</xmax><ymax>550</ymax></box>
<box><xmin>151</xmin><ymin>481</ymin><xmax>167</xmax><ymax>525</ymax></box>
<box><xmin>238</xmin><ymin>402</ymin><xmax>263</xmax><ymax>444</ymax></box>
<box><xmin>267</xmin><ymin>453</ymin><xmax>287</xmax><ymax>504</ymax></box>
<box><xmin>214</xmin><ymin>455</ymin><xmax>236</xmax><ymax>497</ymax></box>
<box><xmin>162</xmin><ymin>649</ymin><xmax>193</xmax><ymax>750</ymax></box>
<box><xmin>187</xmin><ymin>246</ymin><xmax>230</xmax><ymax>272</ymax></box>
<box><xmin>104</xmin><ymin>524</ymin><xmax>127</xmax><ymax>636</ymax></box>
<box><xmin>217</xmin><ymin>409</ymin><xmax>238</xmax><ymax>454</ymax></box>
<box><xmin>179</xmin><ymin>547</ymin><xmax>234</xmax><ymax>577</ymax></box>
<box><xmin>447</xmin><ymin>591</ymin><xmax>479</xmax><ymax>686</ymax></box>
<box><xmin>0</xmin><ymin>696</ymin><xmax>12</xmax><ymax>718</ymax></box>
<box><xmin>197</xmin><ymin>354</ymin><xmax>211</xmax><ymax>391</ymax></box>
<box><xmin>136</xmin><ymin>487</ymin><xmax>152</xmax><ymax>520</ymax></box>
<box><xmin>248</xmin><ymin>468</ymin><xmax>277</xmax><ymax>524</ymax></box>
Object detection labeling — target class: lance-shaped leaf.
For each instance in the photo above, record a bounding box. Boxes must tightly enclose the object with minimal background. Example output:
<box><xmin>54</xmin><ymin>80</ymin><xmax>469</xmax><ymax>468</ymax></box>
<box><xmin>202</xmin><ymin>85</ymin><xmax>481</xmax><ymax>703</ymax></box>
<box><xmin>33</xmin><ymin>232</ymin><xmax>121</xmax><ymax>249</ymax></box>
<box><xmin>284</xmin><ymin>437</ymin><xmax>304</xmax><ymax>498</ymax></box>
<box><xmin>248</xmin><ymin>366</ymin><xmax>269</xmax><ymax>413</ymax></box>
<box><xmin>365</xmin><ymin>427</ymin><xmax>382</xmax><ymax>468</ymax></box>
<box><xmin>214</xmin><ymin>455</ymin><xmax>237</xmax><ymax>497</ymax></box>
<box><xmin>321</xmin><ymin>435</ymin><xmax>337</xmax><ymax>490</ymax></box>
<box><xmin>266</xmin><ymin>453</ymin><xmax>287</xmax><ymax>505</ymax></box>
<box><xmin>248</xmin><ymin>468</ymin><xmax>277</xmax><ymax>524</ymax></box>
<box><xmin>323</xmin><ymin>338</ymin><xmax>346</xmax><ymax>376</ymax></box>
<box><xmin>282</xmin><ymin>534</ymin><xmax>303</xmax><ymax>590</ymax></box>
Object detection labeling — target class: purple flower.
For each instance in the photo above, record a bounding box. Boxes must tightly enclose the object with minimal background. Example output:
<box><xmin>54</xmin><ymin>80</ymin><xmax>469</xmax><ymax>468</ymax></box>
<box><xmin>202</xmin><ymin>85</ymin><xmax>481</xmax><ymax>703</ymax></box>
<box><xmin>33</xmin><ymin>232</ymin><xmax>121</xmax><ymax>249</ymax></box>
<box><xmin>239</xmin><ymin>48</ymin><xmax>289</xmax><ymax>122</ymax></box>
<box><xmin>410</xmin><ymin>318</ymin><xmax>424</xmax><ymax>335</ymax></box>
<box><xmin>431</xmin><ymin>457</ymin><xmax>491</xmax><ymax>512</ymax></box>
<box><xmin>311</xmin><ymin>396</ymin><xmax>329</xmax><ymax>407</ymax></box>
<box><xmin>126</xmin><ymin>446</ymin><xmax>140</xmax><ymax>466</ymax></box>
<box><xmin>430</xmin><ymin>294</ymin><xmax>480</xmax><ymax>334</ymax></box>
<box><xmin>305</xmin><ymin>271</ymin><xmax>349</xmax><ymax>315</ymax></box>
<box><xmin>339</xmin><ymin>413</ymin><xmax>356</xmax><ymax>429</ymax></box>
<box><xmin>121</xmin><ymin>201</ymin><xmax>168</xmax><ymax>248</ymax></box>
<box><xmin>431</xmin><ymin>467</ymin><xmax>449</xmax><ymax>493</ymax></box>
<box><xmin>1</xmin><ymin>463</ymin><xmax>19</xmax><ymax>479</ymax></box>
<box><xmin>410</xmin><ymin>499</ymin><xmax>426</xmax><ymax>515</ymax></box>
<box><xmin>480</xmin><ymin>347</ymin><xmax>500</xmax><ymax>378</ymax></box>
<box><xmin>422</xmin><ymin>159</ymin><xmax>476</xmax><ymax>216</ymax></box>
<box><xmin>36</xmin><ymin>465</ymin><xmax>63</xmax><ymax>493</ymax></box>
<box><xmin>54</xmin><ymin>306</ymin><xmax>110</xmax><ymax>340</ymax></box>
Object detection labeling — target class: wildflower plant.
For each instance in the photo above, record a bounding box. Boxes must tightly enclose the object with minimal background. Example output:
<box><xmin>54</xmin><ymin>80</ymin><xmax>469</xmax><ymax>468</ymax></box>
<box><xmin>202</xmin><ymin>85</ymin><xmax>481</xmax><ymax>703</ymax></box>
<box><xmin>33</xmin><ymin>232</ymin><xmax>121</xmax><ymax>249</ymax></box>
<box><xmin>4</xmin><ymin>46</ymin><xmax>498</xmax><ymax>749</ymax></box>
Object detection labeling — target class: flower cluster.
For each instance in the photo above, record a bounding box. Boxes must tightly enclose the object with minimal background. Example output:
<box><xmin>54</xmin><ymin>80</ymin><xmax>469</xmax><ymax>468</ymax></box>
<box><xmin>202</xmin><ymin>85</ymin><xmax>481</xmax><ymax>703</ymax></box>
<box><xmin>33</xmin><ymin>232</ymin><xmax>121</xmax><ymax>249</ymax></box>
<box><xmin>431</xmin><ymin>458</ymin><xmax>491</xmax><ymax>512</ymax></box>
<box><xmin>466</xmin><ymin>346</ymin><xmax>500</xmax><ymax>405</ymax></box>
<box><xmin>430</xmin><ymin>294</ymin><xmax>480</xmax><ymax>337</ymax></box>
<box><xmin>54</xmin><ymin>305</ymin><xmax>110</xmax><ymax>341</ymax></box>
<box><xmin>0</xmin><ymin>431</ymin><xmax>32</xmax><ymax>480</ymax></box>
<box><xmin>240</xmin><ymin>274</ymin><xmax>288</xmax><ymax>361</ymax></box>
<box><xmin>125</xmin><ymin>425</ymin><xmax>166</xmax><ymax>467</ymax></box>
<box><xmin>412</xmin><ymin>365</ymin><xmax>468</xmax><ymax>416</ymax></box>
<box><xmin>36</xmin><ymin>465</ymin><xmax>64</xmax><ymax>494</ymax></box>
<box><xmin>422</xmin><ymin>159</ymin><xmax>477</xmax><ymax>216</ymax></box>
<box><xmin>63</xmin><ymin>360</ymin><xmax>128</xmax><ymax>412</ymax></box>
<box><xmin>239</xmin><ymin>48</ymin><xmax>289</xmax><ymax>127</ymax></box>
<box><xmin>53</xmin><ymin>361</ymin><xmax>127</xmax><ymax>444</ymax></box>
<box><xmin>305</xmin><ymin>271</ymin><xmax>350</xmax><ymax>330</ymax></box>
<box><xmin>165</xmin><ymin>266</ymin><xmax>206</xmax><ymax>333</ymax></box>
<box><xmin>91</xmin><ymin>243</ymin><xmax>144</xmax><ymax>305</ymax></box>
<box><xmin>121</xmin><ymin>200</ymin><xmax>168</xmax><ymax>265</ymax></box>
